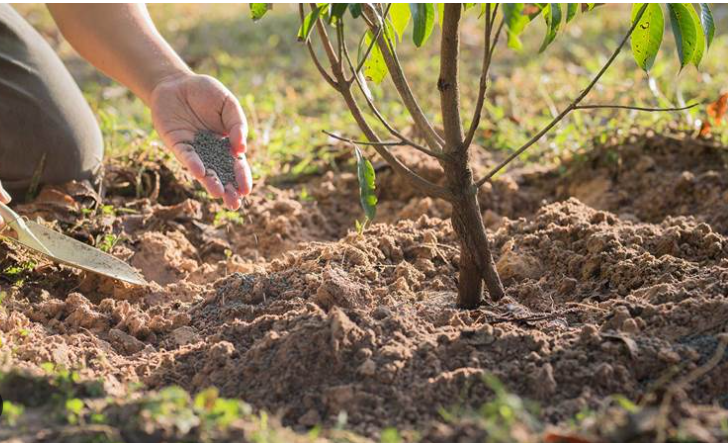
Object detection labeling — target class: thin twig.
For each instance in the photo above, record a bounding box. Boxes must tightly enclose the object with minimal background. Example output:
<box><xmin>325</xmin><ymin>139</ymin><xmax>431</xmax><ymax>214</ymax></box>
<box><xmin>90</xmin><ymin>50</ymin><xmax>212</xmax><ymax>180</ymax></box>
<box><xmin>299</xmin><ymin>5</ymin><xmax>337</xmax><ymax>88</ymax></box>
<box><xmin>574</xmin><ymin>102</ymin><xmax>701</xmax><ymax>112</ymax></box>
<box><xmin>323</xmin><ymin>130</ymin><xmax>407</xmax><ymax>147</ymax></box>
<box><xmin>475</xmin><ymin>4</ymin><xmax>650</xmax><ymax>188</ymax></box>
<box><xmin>362</xmin><ymin>4</ymin><xmax>445</xmax><ymax>151</ymax></box>
<box><xmin>655</xmin><ymin>335</ymin><xmax>728</xmax><ymax>443</ymax></box>
<box><xmin>464</xmin><ymin>4</ymin><xmax>495</xmax><ymax>149</ymax></box>
<box><xmin>339</xmin><ymin>25</ymin><xmax>444</xmax><ymax>159</ymax></box>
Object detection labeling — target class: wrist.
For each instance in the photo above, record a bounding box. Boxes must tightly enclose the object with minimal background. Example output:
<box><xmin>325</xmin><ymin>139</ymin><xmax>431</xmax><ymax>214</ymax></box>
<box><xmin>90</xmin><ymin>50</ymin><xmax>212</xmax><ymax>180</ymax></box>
<box><xmin>144</xmin><ymin>65</ymin><xmax>194</xmax><ymax>105</ymax></box>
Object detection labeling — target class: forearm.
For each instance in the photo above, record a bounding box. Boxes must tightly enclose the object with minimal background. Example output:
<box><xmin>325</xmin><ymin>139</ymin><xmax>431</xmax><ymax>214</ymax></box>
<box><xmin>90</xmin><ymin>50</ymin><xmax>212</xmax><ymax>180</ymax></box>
<box><xmin>47</xmin><ymin>4</ymin><xmax>191</xmax><ymax>104</ymax></box>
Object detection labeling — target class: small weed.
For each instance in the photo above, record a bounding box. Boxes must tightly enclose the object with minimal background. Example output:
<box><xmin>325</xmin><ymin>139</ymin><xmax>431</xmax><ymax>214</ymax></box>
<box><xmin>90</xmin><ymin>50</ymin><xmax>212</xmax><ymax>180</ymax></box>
<box><xmin>214</xmin><ymin>209</ymin><xmax>244</xmax><ymax>227</ymax></box>
<box><xmin>380</xmin><ymin>428</ymin><xmax>403</xmax><ymax>443</ymax></box>
<box><xmin>2</xmin><ymin>400</ymin><xmax>24</xmax><ymax>426</ymax></box>
<box><xmin>97</xmin><ymin>233</ymin><xmax>122</xmax><ymax>253</ymax></box>
<box><xmin>65</xmin><ymin>398</ymin><xmax>85</xmax><ymax>424</ymax></box>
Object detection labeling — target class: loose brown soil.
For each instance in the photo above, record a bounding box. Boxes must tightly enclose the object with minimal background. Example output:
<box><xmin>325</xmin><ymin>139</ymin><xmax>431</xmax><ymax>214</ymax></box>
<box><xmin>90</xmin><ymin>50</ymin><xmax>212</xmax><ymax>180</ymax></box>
<box><xmin>1</xmin><ymin>133</ymin><xmax>727</xmax><ymax>442</ymax></box>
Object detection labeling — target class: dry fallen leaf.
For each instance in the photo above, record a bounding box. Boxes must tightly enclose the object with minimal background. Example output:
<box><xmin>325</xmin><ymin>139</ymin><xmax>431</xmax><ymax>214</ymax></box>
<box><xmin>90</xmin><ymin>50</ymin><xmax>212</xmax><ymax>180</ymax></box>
<box><xmin>707</xmin><ymin>93</ymin><xmax>728</xmax><ymax>125</ymax></box>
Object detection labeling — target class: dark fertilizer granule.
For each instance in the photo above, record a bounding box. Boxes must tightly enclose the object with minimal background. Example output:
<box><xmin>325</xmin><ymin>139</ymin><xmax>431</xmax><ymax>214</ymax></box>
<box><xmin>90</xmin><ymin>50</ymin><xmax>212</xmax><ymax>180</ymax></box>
<box><xmin>192</xmin><ymin>130</ymin><xmax>238</xmax><ymax>189</ymax></box>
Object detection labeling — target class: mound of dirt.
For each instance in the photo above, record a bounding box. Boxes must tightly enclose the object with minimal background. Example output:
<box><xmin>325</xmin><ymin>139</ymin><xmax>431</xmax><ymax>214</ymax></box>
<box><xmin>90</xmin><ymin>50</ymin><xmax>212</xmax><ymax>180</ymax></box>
<box><xmin>1</xmin><ymin>134</ymin><xmax>727</xmax><ymax>441</ymax></box>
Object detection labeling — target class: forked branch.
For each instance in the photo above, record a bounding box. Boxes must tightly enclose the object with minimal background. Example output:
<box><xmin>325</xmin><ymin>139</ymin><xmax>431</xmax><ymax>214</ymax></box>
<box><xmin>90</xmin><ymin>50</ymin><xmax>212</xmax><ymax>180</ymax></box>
<box><xmin>475</xmin><ymin>4</ymin><xmax>651</xmax><ymax>187</ymax></box>
<box><xmin>362</xmin><ymin>5</ymin><xmax>445</xmax><ymax>152</ymax></box>
<box><xmin>307</xmin><ymin>6</ymin><xmax>453</xmax><ymax>201</ymax></box>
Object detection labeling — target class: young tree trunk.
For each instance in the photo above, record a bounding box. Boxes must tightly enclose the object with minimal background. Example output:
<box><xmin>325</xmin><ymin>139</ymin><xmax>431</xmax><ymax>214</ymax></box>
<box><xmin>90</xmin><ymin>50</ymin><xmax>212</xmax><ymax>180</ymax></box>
<box><xmin>443</xmin><ymin>154</ymin><xmax>505</xmax><ymax>308</ymax></box>
<box><xmin>438</xmin><ymin>4</ymin><xmax>505</xmax><ymax>308</ymax></box>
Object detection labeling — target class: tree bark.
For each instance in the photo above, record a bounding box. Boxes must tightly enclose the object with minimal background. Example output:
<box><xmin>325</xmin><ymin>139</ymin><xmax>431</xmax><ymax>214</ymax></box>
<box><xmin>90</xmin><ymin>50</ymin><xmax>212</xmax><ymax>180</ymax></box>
<box><xmin>439</xmin><ymin>4</ymin><xmax>505</xmax><ymax>307</ymax></box>
<box><xmin>443</xmin><ymin>153</ymin><xmax>505</xmax><ymax>308</ymax></box>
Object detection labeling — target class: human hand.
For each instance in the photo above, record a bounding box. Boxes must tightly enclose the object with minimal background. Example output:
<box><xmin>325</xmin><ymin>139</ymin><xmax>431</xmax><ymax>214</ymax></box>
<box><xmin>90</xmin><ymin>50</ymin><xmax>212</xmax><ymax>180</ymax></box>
<box><xmin>0</xmin><ymin>180</ymin><xmax>10</xmax><ymax>228</ymax></box>
<box><xmin>149</xmin><ymin>73</ymin><xmax>252</xmax><ymax>210</ymax></box>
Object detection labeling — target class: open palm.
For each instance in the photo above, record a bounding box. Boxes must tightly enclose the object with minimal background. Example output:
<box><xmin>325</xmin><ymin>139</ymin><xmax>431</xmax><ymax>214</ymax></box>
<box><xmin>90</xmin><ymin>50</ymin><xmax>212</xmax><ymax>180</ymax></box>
<box><xmin>149</xmin><ymin>73</ymin><xmax>252</xmax><ymax>210</ymax></box>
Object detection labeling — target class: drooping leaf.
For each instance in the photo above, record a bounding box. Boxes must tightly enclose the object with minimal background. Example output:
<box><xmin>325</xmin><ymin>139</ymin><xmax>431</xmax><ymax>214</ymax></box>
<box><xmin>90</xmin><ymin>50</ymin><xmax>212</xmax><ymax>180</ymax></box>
<box><xmin>298</xmin><ymin>5</ymin><xmax>327</xmax><ymax>42</ymax></box>
<box><xmin>668</xmin><ymin>3</ymin><xmax>699</xmax><ymax>69</ymax></box>
<box><xmin>581</xmin><ymin>3</ymin><xmax>596</xmax><ymax>13</ymax></box>
<box><xmin>699</xmin><ymin>3</ymin><xmax>715</xmax><ymax>49</ymax></box>
<box><xmin>354</xmin><ymin>146</ymin><xmax>377</xmax><ymax>223</ymax></box>
<box><xmin>566</xmin><ymin>3</ymin><xmax>578</xmax><ymax>23</ymax></box>
<box><xmin>539</xmin><ymin>4</ymin><xmax>563</xmax><ymax>53</ymax></box>
<box><xmin>437</xmin><ymin>3</ymin><xmax>445</xmax><ymax>28</ymax></box>
<box><xmin>503</xmin><ymin>3</ymin><xmax>531</xmax><ymax>50</ymax></box>
<box><xmin>329</xmin><ymin>3</ymin><xmax>349</xmax><ymax>23</ymax></box>
<box><xmin>463</xmin><ymin>3</ymin><xmax>476</xmax><ymax>11</ymax></box>
<box><xmin>389</xmin><ymin>3</ymin><xmax>411</xmax><ymax>41</ymax></box>
<box><xmin>410</xmin><ymin>3</ymin><xmax>435</xmax><ymax>47</ymax></box>
<box><xmin>686</xmin><ymin>4</ymin><xmax>705</xmax><ymax>67</ymax></box>
<box><xmin>630</xmin><ymin>3</ymin><xmax>664</xmax><ymax>72</ymax></box>
<box><xmin>249</xmin><ymin>3</ymin><xmax>271</xmax><ymax>21</ymax></box>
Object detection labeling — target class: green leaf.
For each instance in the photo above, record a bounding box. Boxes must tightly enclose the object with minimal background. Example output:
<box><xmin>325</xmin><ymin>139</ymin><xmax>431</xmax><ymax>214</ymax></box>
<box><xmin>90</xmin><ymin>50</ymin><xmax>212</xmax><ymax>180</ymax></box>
<box><xmin>699</xmin><ymin>3</ymin><xmax>715</xmax><ymax>49</ymax></box>
<box><xmin>410</xmin><ymin>3</ymin><xmax>435</xmax><ymax>47</ymax></box>
<box><xmin>389</xmin><ymin>3</ymin><xmax>411</xmax><ymax>41</ymax></box>
<box><xmin>249</xmin><ymin>3</ymin><xmax>271</xmax><ymax>21</ymax></box>
<box><xmin>437</xmin><ymin>3</ymin><xmax>445</xmax><ymax>28</ymax></box>
<box><xmin>503</xmin><ymin>3</ymin><xmax>531</xmax><ymax>50</ymax></box>
<box><xmin>329</xmin><ymin>3</ymin><xmax>349</xmax><ymax>23</ymax></box>
<box><xmin>667</xmin><ymin>3</ymin><xmax>700</xmax><ymax>69</ymax></box>
<box><xmin>354</xmin><ymin>146</ymin><xmax>377</xmax><ymax>223</ymax></box>
<box><xmin>630</xmin><ymin>3</ymin><xmax>664</xmax><ymax>72</ymax></box>
<box><xmin>566</xmin><ymin>3</ymin><xmax>578</xmax><ymax>23</ymax></box>
<box><xmin>464</xmin><ymin>3</ymin><xmax>476</xmax><ymax>11</ymax></box>
<box><xmin>362</xmin><ymin>30</ymin><xmax>388</xmax><ymax>84</ymax></box>
<box><xmin>539</xmin><ymin>4</ymin><xmax>562</xmax><ymax>53</ymax></box>
<box><xmin>348</xmin><ymin>3</ymin><xmax>362</xmax><ymax>18</ymax></box>
<box><xmin>298</xmin><ymin>5</ymin><xmax>327</xmax><ymax>42</ymax></box>
<box><xmin>686</xmin><ymin>4</ymin><xmax>705</xmax><ymax>67</ymax></box>
<box><xmin>582</xmin><ymin>3</ymin><xmax>596</xmax><ymax>12</ymax></box>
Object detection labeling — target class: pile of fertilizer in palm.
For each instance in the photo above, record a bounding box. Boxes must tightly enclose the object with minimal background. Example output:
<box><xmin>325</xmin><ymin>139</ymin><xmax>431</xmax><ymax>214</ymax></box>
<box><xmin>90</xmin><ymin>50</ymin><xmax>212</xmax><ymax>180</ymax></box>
<box><xmin>192</xmin><ymin>130</ymin><xmax>238</xmax><ymax>189</ymax></box>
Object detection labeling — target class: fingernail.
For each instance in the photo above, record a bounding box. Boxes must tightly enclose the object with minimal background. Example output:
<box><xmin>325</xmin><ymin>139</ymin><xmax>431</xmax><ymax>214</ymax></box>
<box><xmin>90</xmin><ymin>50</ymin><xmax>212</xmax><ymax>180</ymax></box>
<box><xmin>0</xmin><ymin>187</ymin><xmax>11</xmax><ymax>202</ymax></box>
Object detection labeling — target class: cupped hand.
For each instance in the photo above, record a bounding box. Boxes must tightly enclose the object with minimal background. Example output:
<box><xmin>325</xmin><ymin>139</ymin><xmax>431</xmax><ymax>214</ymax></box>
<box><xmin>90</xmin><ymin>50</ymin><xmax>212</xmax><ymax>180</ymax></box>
<box><xmin>149</xmin><ymin>73</ymin><xmax>252</xmax><ymax>210</ymax></box>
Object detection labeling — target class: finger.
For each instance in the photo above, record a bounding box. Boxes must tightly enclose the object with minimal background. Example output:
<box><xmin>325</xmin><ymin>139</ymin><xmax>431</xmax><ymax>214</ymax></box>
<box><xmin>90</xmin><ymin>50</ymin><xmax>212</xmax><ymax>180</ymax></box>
<box><xmin>222</xmin><ymin>94</ymin><xmax>248</xmax><ymax>155</ymax></box>
<box><xmin>222</xmin><ymin>184</ymin><xmax>241</xmax><ymax>210</ymax></box>
<box><xmin>0</xmin><ymin>183</ymin><xmax>11</xmax><ymax>204</ymax></box>
<box><xmin>234</xmin><ymin>155</ymin><xmax>253</xmax><ymax>196</ymax></box>
<box><xmin>200</xmin><ymin>170</ymin><xmax>225</xmax><ymax>199</ymax></box>
<box><xmin>170</xmin><ymin>143</ymin><xmax>205</xmax><ymax>180</ymax></box>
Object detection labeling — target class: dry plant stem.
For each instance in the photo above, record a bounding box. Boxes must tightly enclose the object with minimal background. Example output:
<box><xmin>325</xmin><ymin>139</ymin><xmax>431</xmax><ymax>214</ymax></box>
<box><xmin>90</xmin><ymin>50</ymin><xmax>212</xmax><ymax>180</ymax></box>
<box><xmin>307</xmin><ymin>8</ymin><xmax>452</xmax><ymax>201</ymax></box>
<box><xmin>362</xmin><ymin>5</ymin><xmax>444</xmax><ymax>152</ymax></box>
<box><xmin>440</xmin><ymin>4</ymin><xmax>505</xmax><ymax>307</ymax></box>
<box><xmin>655</xmin><ymin>335</ymin><xmax>728</xmax><ymax>443</ymax></box>
<box><xmin>475</xmin><ymin>3</ymin><xmax>650</xmax><ymax>188</ymax></box>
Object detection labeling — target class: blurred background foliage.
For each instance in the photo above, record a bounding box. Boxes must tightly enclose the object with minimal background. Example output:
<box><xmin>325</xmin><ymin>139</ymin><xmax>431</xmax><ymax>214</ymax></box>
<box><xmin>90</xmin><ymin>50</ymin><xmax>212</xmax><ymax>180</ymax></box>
<box><xmin>12</xmin><ymin>4</ymin><xmax>728</xmax><ymax>183</ymax></box>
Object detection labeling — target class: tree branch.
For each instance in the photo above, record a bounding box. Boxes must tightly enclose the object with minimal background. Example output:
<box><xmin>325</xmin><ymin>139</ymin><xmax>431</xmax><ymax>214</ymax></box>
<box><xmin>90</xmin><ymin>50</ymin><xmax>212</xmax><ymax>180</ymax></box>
<box><xmin>323</xmin><ymin>131</ymin><xmax>410</xmax><ymax>147</ymax></box>
<box><xmin>475</xmin><ymin>4</ymin><xmax>650</xmax><ymax>188</ymax></box>
<box><xmin>463</xmin><ymin>4</ymin><xmax>498</xmax><ymax>149</ymax></box>
<box><xmin>310</xmin><ymin>3</ymin><xmax>342</xmax><ymax>78</ymax></box>
<box><xmin>309</xmin><ymin>8</ymin><xmax>453</xmax><ymax>201</ymax></box>
<box><xmin>339</xmin><ymin>27</ymin><xmax>445</xmax><ymax>159</ymax></box>
<box><xmin>574</xmin><ymin>102</ymin><xmax>701</xmax><ymax>112</ymax></box>
<box><xmin>362</xmin><ymin>4</ymin><xmax>445</xmax><ymax>152</ymax></box>
<box><xmin>299</xmin><ymin>5</ymin><xmax>337</xmax><ymax>89</ymax></box>
<box><xmin>439</xmin><ymin>4</ymin><xmax>465</xmax><ymax>152</ymax></box>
